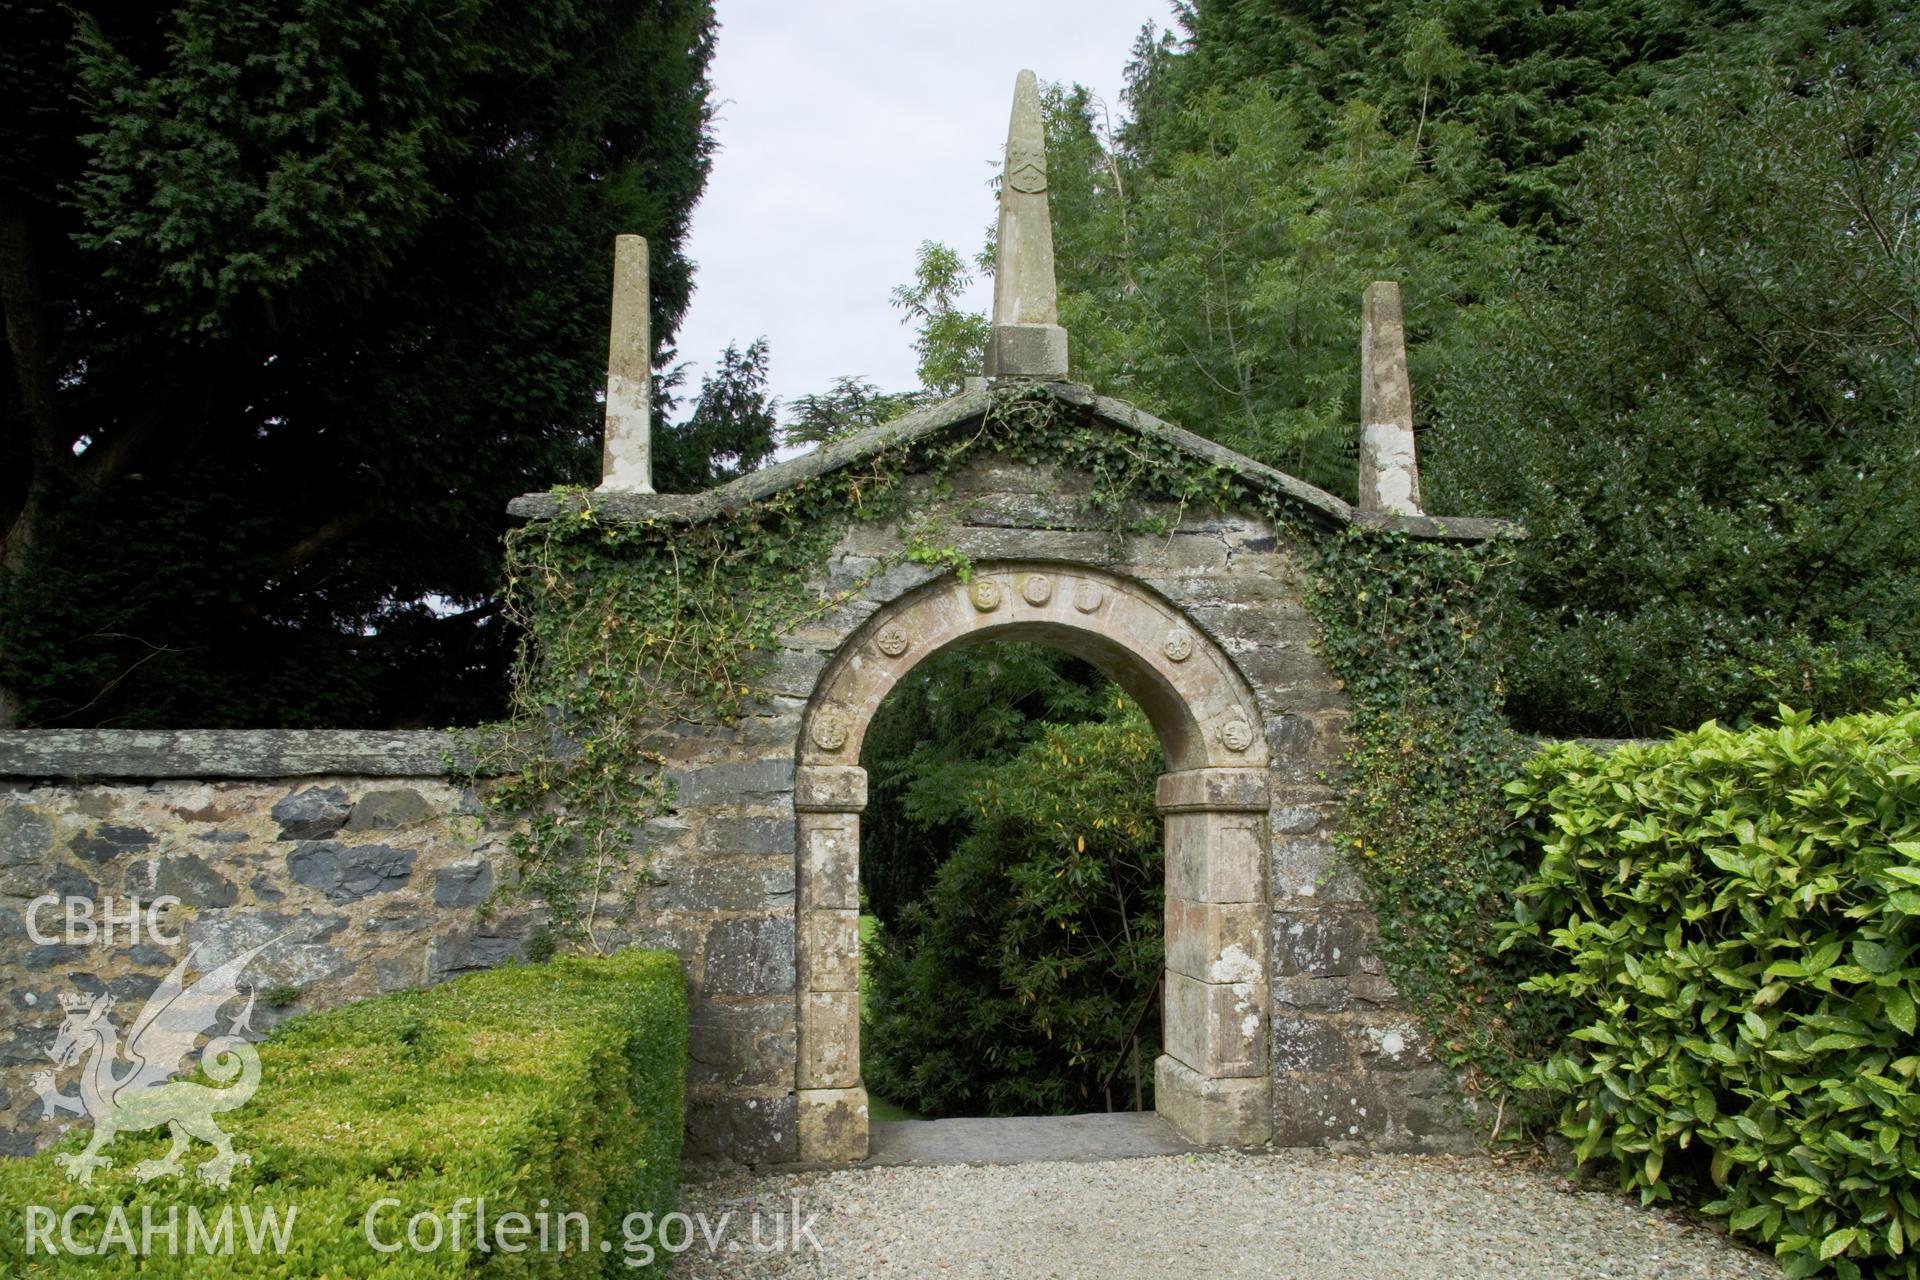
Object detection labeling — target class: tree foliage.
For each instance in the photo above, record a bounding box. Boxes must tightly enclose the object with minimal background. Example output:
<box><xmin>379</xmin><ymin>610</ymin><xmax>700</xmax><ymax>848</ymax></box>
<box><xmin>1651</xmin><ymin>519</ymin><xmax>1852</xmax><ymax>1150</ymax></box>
<box><xmin>783</xmin><ymin>376</ymin><xmax>927</xmax><ymax>450</ymax></box>
<box><xmin>859</xmin><ymin>640</ymin><xmax>1110</xmax><ymax>927</ymax></box>
<box><xmin>0</xmin><ymin>0</ymin><xmax>717</xmax><ymax>727</ymax></box>
<box><xmin>863</xmin><ymin>701</ymin><xmax>1166</xmax><ymax>1118</ymax></box>
<box><xmin>1046</xmin><ymin>78</ymin><xmax>1521</xmax><ymax>494</ymax></box>
<box><xmin>889</xmin><ymin>240</ymin><xmax>989</xmax><ymax>398</ymax></box>
<box><xmin>1426</xmin><ymin>67</ymin><xmax>1920</xmax><ymax>735</ymax></box>
<box><xmin>653</xmin><ymin>338</ymin><xmax>778</xmax><ymax>492</ymax></box>
<box><xmin>1034</xmin><ymin>3</ymin><xmax>1919</xmax><ymax>731</ymax></box>
<box><xmin>1135</xmin><ymin>1</ymin><xmax>1914</xmax><ymax>230</ymax></box>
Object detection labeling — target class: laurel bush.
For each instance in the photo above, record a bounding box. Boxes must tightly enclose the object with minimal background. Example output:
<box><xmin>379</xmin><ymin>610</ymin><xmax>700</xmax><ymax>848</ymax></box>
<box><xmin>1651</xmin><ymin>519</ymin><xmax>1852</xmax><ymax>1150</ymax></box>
<box><xmin>1506</xmin><ymin>704</ymin><xmax>1920</xmax><ymax>1279</ymax></box>
<box><xmin>0</xmin><ymin>949</ymin><xmax>687</xmax><ymax>1276</ymax></box>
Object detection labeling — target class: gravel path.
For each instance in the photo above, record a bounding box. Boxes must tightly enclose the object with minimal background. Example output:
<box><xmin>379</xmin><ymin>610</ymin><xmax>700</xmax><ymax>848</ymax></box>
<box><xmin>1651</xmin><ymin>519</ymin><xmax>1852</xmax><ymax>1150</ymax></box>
<box><xmin>667</xmin><ymin>1149</ymin><xmax>1782</xmax><ymax>1279</ymax></box>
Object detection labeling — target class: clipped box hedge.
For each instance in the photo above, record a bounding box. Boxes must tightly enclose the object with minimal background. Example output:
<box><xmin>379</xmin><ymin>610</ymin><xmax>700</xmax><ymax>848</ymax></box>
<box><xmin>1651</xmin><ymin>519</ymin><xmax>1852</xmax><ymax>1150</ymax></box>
<box><xmin>0</xmin><ymin>949</ymin><xmax>687</xmax><ymax>1277</ymax></box>
<box><xmin>1507</xmin><ymin>704</ymin><xmax>1920</xmax><ymax>1280</ymax></box>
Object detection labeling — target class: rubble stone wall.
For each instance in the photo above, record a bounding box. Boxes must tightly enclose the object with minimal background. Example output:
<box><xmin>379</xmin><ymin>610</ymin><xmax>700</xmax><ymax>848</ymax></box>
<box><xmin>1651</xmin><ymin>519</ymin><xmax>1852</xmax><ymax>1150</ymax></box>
<box><xmin>0</xmin><ymin>765</ymin><xmax>525</xmax><ymax>1156</ymax></box>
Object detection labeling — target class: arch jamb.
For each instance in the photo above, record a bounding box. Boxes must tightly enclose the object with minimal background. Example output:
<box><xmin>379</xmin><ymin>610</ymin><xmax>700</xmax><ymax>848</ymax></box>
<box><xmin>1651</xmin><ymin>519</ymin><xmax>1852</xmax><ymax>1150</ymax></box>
<box><xmin>793</xmin><ymin>565</ymin><xmax>1274</xmax><ymax>1161</ymax></box>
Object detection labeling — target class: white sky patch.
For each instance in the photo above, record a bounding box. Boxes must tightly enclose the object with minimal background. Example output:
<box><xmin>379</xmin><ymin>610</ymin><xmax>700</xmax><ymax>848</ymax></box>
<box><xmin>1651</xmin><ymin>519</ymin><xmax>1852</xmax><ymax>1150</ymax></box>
<box><xmin>669</xmin><ymin>0</ymin><xmax>1166</xmax><ymax>421</ymax></box>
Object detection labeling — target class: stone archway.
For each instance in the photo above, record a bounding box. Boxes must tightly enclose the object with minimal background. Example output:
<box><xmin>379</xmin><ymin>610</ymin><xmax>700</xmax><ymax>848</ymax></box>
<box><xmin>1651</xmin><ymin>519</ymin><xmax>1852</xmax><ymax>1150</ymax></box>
<box><xmin>792</xmin><ymin>562</ymin><xmax>1273</xmax><ymax>1161</ymax></box>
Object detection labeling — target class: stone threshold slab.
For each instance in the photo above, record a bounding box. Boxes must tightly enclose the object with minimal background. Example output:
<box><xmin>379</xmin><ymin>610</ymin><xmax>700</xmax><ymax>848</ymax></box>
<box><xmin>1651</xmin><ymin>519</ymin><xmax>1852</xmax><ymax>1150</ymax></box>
<box><xmin>861</xmin><ymin>1111</ymin><xmax>1202</xmax><ymax>1169</ymax></box>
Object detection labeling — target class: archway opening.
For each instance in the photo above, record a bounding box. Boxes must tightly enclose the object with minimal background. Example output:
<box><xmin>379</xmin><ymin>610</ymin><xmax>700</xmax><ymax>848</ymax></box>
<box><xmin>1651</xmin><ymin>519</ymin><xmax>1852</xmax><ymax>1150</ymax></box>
<box><xmin>794</xmin><ymin>564</ymin><xmax>1274</xmax><ymax>1161</ymax></box>
<box><xmin>856</xmin><ymin>638</ymin><xmax>1165</xmax><ymax>1121</ymax></box>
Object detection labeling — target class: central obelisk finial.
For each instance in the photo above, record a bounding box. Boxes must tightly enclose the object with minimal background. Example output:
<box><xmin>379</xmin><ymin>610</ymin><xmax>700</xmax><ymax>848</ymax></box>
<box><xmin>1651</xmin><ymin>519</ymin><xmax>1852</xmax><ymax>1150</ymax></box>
<box><xmin>985</xmin><ymin>69</ymin><xmax>1069</xmax><ymax>381</ymax></box>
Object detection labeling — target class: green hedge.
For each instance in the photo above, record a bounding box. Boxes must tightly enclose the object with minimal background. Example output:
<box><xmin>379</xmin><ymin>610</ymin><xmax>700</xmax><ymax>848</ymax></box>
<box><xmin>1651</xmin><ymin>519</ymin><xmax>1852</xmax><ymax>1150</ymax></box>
<box><xmin>0</xmin><ymin>949</ymin><xmax>688</xmax><ymax>1277</ymax></box>
<box><xmin>1506</xmin><ymin>704</ymin><xmax>1920</xmax><ymax>1279</ymax></box>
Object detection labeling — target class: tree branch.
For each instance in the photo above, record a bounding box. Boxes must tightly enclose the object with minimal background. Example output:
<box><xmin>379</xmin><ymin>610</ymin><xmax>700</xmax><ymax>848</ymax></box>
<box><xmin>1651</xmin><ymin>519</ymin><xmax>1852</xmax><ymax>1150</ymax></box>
<box><xmin>280</xmin><ymin>504</ymin><xmax>383</xmax><ymax>570</ymax></box>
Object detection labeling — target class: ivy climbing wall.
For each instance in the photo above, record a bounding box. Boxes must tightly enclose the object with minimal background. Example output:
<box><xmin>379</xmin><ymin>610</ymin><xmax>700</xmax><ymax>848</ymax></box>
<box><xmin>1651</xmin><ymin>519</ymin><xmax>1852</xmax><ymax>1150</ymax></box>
<box><xmin>494</xmin><ymin>386</ymin><xmax>1499</xmax><ymax>1162</ymax></box>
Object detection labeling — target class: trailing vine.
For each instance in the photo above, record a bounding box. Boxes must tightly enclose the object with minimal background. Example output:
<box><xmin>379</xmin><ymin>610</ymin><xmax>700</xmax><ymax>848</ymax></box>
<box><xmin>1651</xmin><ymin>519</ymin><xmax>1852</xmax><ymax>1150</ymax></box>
<box><xmin>470</xmin><ymin>441</ymin><xmax>915</xmax><ymax>942</ymax></box>
<box><xmin>468</xmin><ymin>386</ymin><xmax>1237</xmax><ymax>945</ymax></box>
<box><xmin>474</xmin><ymin>383</ymin><xmax>1553</xmax><ymax>1129</ymax></box>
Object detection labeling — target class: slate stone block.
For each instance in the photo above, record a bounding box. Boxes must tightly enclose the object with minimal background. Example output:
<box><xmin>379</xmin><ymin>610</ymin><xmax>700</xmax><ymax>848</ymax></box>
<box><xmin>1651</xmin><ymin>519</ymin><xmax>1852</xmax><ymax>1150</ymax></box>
<box><xmin>432</xmin><ymin>858</ymin><xmax>494</xmax><ymax>908</ymax></box>
<box><xmin>71</xmin><ymin>824</ymin><xmax>154</xmax><ymax>862</ymax></box>
<box><xmin>287</xmin><ymin>842</ymin><xmax>415</xmax><ymax>901</ymax></box>
<box><xmin>124</xmin><ymin>853</ymin><xmax>238</xmax><ymax>908</ymax></box>
<box><xmin>271</xmin><ymin>787</ymin><xmax>351</xmax><ymax>840</ymax></box>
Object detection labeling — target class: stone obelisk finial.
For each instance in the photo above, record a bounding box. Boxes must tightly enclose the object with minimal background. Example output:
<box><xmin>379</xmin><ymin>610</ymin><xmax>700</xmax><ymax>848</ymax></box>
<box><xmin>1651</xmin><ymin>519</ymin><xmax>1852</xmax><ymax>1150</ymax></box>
<box><xmin>598</xmin><ymin>234</ymin><xmax>654</xmax><ymax>492</ymax></box>
<box><xmin>985</xmin><ymin>70</ymin><xmax>1069</xmax><ymax>381</ymax></box>
<box><xmin>1357</xmin><ymin>281</ymin><xmax>1423</xmax><ymax>515</ymax></box>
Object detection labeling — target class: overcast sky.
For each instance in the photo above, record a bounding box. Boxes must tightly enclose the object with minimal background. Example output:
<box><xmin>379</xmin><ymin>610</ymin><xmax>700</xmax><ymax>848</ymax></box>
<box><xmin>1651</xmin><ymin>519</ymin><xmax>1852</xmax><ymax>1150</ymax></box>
<box><xmin>666</xmin><ymin>0</ymin><xmax>1171</xmax><ymax>422</ymax></box>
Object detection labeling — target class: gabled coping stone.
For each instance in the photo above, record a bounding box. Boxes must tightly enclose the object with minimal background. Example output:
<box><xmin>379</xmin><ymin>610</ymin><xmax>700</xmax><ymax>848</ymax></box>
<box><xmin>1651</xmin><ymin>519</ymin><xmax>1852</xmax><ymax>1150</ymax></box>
<box><xmin>507</xmin><ymin>383</ymin><xmax>1522</xmax><ymax>544</ymax></box>
<box><xmin>0</xmin><ymin>730</ymin><xmax>498</xmax><ymax>781</ymax></box>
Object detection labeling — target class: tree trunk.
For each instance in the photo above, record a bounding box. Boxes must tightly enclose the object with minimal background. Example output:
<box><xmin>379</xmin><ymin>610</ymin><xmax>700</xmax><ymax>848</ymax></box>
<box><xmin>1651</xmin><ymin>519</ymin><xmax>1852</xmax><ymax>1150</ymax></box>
<box><xmin>0</xmin><ymin>196</ymin><xmax>65</xmax><ymax>726</ymax></box>
<box><xmin>0</xmin><ymin>196</ymin><xmax>64</xmax><ymax>534</ymax></box>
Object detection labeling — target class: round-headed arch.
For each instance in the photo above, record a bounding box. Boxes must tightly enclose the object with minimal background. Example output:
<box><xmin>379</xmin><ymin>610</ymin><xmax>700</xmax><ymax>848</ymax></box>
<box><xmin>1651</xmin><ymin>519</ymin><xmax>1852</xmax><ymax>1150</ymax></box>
<box><xmin>799</xmin><ymin>561</ymin><xmax>1267</xmax><ymax>773</ymax></box>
